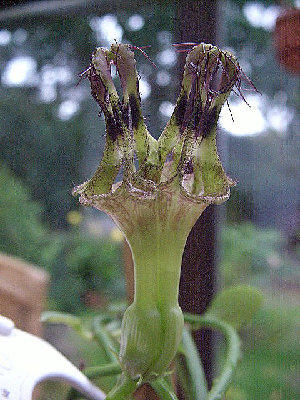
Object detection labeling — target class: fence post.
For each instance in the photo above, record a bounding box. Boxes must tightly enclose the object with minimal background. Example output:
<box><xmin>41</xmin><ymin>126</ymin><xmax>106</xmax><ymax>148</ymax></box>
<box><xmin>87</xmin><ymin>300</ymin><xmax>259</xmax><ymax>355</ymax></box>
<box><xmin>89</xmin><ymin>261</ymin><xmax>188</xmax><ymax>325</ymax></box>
<box><xmin>0</xmin><ymin>252</ymin><xmax>49</xmax><ymax>336</ymax></box>
<box><xmin>175</xmin><ymin>0</ymin><xmax>218</xmax><ymax>389</ymax></box>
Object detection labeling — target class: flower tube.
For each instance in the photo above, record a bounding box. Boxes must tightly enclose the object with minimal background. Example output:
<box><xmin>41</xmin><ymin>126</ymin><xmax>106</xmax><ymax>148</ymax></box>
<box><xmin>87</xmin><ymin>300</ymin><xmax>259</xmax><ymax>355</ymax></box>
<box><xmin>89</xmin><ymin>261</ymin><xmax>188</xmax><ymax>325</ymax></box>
<box><xmin>74</xmin><ymin>43</ymin><xmax>244</xmax><ymax>398</ymax></box>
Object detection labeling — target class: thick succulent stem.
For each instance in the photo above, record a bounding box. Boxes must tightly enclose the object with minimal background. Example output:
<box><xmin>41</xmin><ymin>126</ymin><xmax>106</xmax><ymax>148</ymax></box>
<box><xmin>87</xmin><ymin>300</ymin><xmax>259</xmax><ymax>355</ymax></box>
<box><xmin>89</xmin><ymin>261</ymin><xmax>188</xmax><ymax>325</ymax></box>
<box><xmin>119</xmin><ymin>229</ymin><xmax>186</xmax><ymax>381</ymax></box>
<box><xmin>105</xmin><ymin>373</ymin><xmax>139</xmax><ymax>400</ymax></box>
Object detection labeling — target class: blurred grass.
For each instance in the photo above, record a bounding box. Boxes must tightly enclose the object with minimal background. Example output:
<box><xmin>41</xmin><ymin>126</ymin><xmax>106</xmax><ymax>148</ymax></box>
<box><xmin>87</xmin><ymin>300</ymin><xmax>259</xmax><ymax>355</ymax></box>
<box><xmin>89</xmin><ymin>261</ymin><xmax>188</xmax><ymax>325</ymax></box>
<box><xmin>224</xmin><ymin>293</ymin><xmax>300</xmax><ymax>400</ymax></box>
<box><xmin>220</xmin><ymin>222</ymin><xmax>300</xmax><ymax>400</ymax></box>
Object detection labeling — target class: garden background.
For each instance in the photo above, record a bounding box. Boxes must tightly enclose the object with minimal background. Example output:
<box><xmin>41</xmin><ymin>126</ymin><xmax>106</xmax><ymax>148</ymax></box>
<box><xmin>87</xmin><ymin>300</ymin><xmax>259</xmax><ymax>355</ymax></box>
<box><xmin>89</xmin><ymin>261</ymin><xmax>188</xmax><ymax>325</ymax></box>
<box><xmin>0</xmin><ymin>1</ymin><xmax>299</xmax><ymax>399</ymax></box>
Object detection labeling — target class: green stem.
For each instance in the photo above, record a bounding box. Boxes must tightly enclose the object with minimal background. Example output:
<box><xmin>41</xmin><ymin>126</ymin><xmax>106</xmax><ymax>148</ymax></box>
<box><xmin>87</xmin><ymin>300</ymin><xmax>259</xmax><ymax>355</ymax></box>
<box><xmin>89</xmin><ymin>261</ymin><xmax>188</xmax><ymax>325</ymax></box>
<box><xmin>184</xmin><ymin>314</ymin><xmax>241</xmax><ymax>400</ymax></box>
<box><xmin>105</xmin><ymin>373</ymin><xmax>139</xmax><ymax>400</ymax></box>
<box><xmin>150</xmin><ymin>378</ymin><xmax>179</xmax><ymax>400</ymax></box>
<box><xmin>84</xmin><ymin>363</ymin><xmax>121</xmax><ymax>379</ymax></box>
<box><xmin>66</xmin><ymin>388</ymin><xmax>80</xmax><ymax>400</ymax></box>
<box><xmin>129</xmin><ymin>230</ymin><xmax>186</xmax><ymax>308</ymax></box>
<box><xmin>66</xmin><ymin>363</ymin><xmax>121</xmax><ymax>400</ymax></box>
<box><xmin>175</xmin><ymin>359</ymin><xmax>192</xmax><ymax>400</ymax></box>
<box><xmin>92</xmin><ymin>316</ymin><xmax>119</xmax><ymax>363</ymax></box>
<box><xmin>118</xmin><ymin>226</ymin><xmax>186</xmax><ymax>379</ymax></box>
<box><xmin>178</xmin><ymin>326</ymin><xmax>208</xmax><ymax>400</ymax></box>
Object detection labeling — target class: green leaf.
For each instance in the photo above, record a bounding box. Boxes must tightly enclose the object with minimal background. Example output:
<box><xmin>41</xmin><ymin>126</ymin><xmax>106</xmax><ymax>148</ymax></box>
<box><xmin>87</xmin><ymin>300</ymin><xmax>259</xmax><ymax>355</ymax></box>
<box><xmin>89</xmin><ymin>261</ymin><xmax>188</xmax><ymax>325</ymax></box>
<box><xmin>206</xmin><ymin>285</ymin><xmax>263</xmax><ymax>329</ymax></box>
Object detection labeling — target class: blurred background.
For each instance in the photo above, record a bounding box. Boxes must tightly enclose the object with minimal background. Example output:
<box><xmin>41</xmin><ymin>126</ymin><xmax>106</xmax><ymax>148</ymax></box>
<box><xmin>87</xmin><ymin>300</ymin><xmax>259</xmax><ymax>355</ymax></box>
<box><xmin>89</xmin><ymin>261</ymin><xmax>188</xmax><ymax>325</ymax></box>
<box><xmin>0</xmin><ymin>0</ymin><xmax>299</xmax><ymax>399</ymax></box>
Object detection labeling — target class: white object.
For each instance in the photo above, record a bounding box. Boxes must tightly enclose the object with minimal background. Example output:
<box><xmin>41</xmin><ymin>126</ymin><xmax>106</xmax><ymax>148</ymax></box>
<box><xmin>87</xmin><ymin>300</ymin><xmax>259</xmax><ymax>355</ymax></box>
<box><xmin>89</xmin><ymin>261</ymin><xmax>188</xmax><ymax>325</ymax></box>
<box><xmin>0</xmin><ymin>315</ymin><xmax>106</xmax><ymax>400</ymax></box>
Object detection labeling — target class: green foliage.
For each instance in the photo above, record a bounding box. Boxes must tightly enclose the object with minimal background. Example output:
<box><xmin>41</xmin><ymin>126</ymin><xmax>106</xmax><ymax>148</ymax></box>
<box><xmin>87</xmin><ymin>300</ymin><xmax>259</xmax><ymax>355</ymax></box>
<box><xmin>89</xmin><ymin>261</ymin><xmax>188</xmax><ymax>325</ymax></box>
<box><xmin>231</xmin><ymin>302</ymin><xmax>300</xmax><ymax>399</ymax></box>
<box><xmin>231</xmin><ymin>0</ymin><xmax>279</xmax><ymax>7</ymax></box>
<box><xmin>0</xmin><ymin>164</ymin><xmax>46</xmax><ymax>264</ymax></box>
<box><xmin>66</xmin><ymin>236</ymin><xmax>122</xmax><ymax>292</ymax></box>
<box><xmin>43</xmin><ymin>307</ymin><xmax>241</xmax><ymax>400</ymax></box>
<box><xmin>220</xmin><ymin>222</ymin><xmax>282</xmax><ymax>286</ymax></box>
<box><xmin>0</xmin><ymin>165</ymin><xmax>124</xmax><ymax>313</ymax></box>
<box><xmin>220</xmin><ymin>222</ymin><xmax>300</xmax><ymax>294</ymax></box>
<box><xmin>0</xmin><ymin>90</ymin><xmax>86</xmax><ymax>229</ymax></box>
<box><xmin>47</xmin><ymin>232</ymin><xmax>125</xmax><ymax>313</ymax></box>
<box><xmin>225</xmin><ymin>188</ymin><xmax>255</xmax><ymax>223</ymax></box>
<box><xmin>219</xmin><ymin>221</ymin><xmax>300</xmax><ymax>399</ymax></box>
<box><xmin>207</xmin><ymin>285</ymin><xmax>263</xmax><ymax>329</ymax></box>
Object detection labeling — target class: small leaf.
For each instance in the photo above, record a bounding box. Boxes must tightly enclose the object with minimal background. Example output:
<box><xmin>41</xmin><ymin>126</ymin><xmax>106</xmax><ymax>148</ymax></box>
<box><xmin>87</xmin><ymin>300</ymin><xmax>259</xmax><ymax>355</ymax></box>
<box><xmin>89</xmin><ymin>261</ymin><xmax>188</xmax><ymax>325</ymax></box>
<box><xmin>206</xmin><ymin>285</ymin><xmax>263</xmax><ymax>329</ymax></box>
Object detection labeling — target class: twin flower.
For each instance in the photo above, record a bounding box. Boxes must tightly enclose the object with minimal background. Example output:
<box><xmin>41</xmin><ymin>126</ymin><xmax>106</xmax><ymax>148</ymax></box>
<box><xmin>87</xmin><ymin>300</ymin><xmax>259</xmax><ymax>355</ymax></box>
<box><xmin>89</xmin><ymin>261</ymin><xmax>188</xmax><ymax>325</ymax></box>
<box><xmin>73</xmin><ymin>43</ymin><xmax>251</xmax><ymax>398</ymax></box>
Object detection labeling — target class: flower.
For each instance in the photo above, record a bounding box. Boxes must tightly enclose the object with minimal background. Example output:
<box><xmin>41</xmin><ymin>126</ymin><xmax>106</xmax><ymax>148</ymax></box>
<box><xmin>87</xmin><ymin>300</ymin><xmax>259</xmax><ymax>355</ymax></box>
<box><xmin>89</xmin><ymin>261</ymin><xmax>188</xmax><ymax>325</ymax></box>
<box><xmin>73</xmin><ymin>43</ymin><xmax>247</xmax><ymax>383</ymax></box>
<box><xmin>73</xmin><ymin>43</ymin><xmax>244</xmax><ymax>237</ymax></box>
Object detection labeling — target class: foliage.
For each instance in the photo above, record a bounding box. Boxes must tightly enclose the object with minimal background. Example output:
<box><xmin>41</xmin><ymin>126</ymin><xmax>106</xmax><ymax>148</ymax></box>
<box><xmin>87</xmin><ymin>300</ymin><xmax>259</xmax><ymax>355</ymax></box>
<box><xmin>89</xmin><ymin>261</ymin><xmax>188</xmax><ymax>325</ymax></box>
<box><xmin>48</xmin><ymin>232</ymin><xmax>125</xmax><ymax>312</ymax></box>
<box><xmin>227</xmin><ymin>301</ymin><xmax>300</xmax><ymax>399</ymax></box>
<box><xmin>0</xmin><ymin>164</ymin><xmax>124</xmax><ymax>312</ymax></box>
<box><xmin>225</xmin><ymin>187</ymin><xmax>256</xmax><ymax>223</ymax></box>
<box><xmin>223</xmin><ymin>0</ymin><xmax>299</xmax><ymax>108</ymax></box>
<box><xmin>220</xmin><ymin>221</ymin><xmax>300</xmax><ymax>293</ymax></box>
<box><xmin>41</xmin><ymin>283</ymin><xmax>300</xmax><ymax>400</ymax></box>
<box><xmin>0</xmin><ymin>90</ymin><xmax>86</xmax><ymax>229</ymax></box>
<box><xmin>0</xmin><ymin>164</ymin><xmax>46</xmax><ymax>264</ymax></box>
<box><xmin>219</xmin><ymin>221</ymin><xmax>300</xmax><ymax>399</ymax></box>
<box><xmin>220</xmin><ymin>222</ymin><xmax>282</xmax><ymax>286</ymax></box>
<box><xmin>206</xmin><ymin>285</ymin><xmax>263</xmax><ymax>329</ymax></box>
<box><xmin>43</xmin><ymin>284</ymin><xmax>262</xmax><ymax>400</ymax></box>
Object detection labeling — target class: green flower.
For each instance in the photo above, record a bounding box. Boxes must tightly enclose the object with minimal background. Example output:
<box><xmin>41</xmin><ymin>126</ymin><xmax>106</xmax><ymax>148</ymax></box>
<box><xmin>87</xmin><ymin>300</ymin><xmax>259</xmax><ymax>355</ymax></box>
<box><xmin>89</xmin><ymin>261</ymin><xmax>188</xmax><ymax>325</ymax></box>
<box><xmin>74</xmin><ymin>43</ymin><xmax>244</xmax><ymax>396</ymax></box>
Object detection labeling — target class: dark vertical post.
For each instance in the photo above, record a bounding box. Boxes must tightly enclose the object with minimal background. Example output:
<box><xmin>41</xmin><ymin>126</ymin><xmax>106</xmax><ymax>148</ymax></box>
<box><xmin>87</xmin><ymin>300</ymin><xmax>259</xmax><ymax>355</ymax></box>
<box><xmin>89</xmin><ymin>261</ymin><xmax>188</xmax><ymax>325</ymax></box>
<box><xmin>175</xmin><ymin>0</ymin><xmax>218</xmax><ymax>388</ymax></box>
